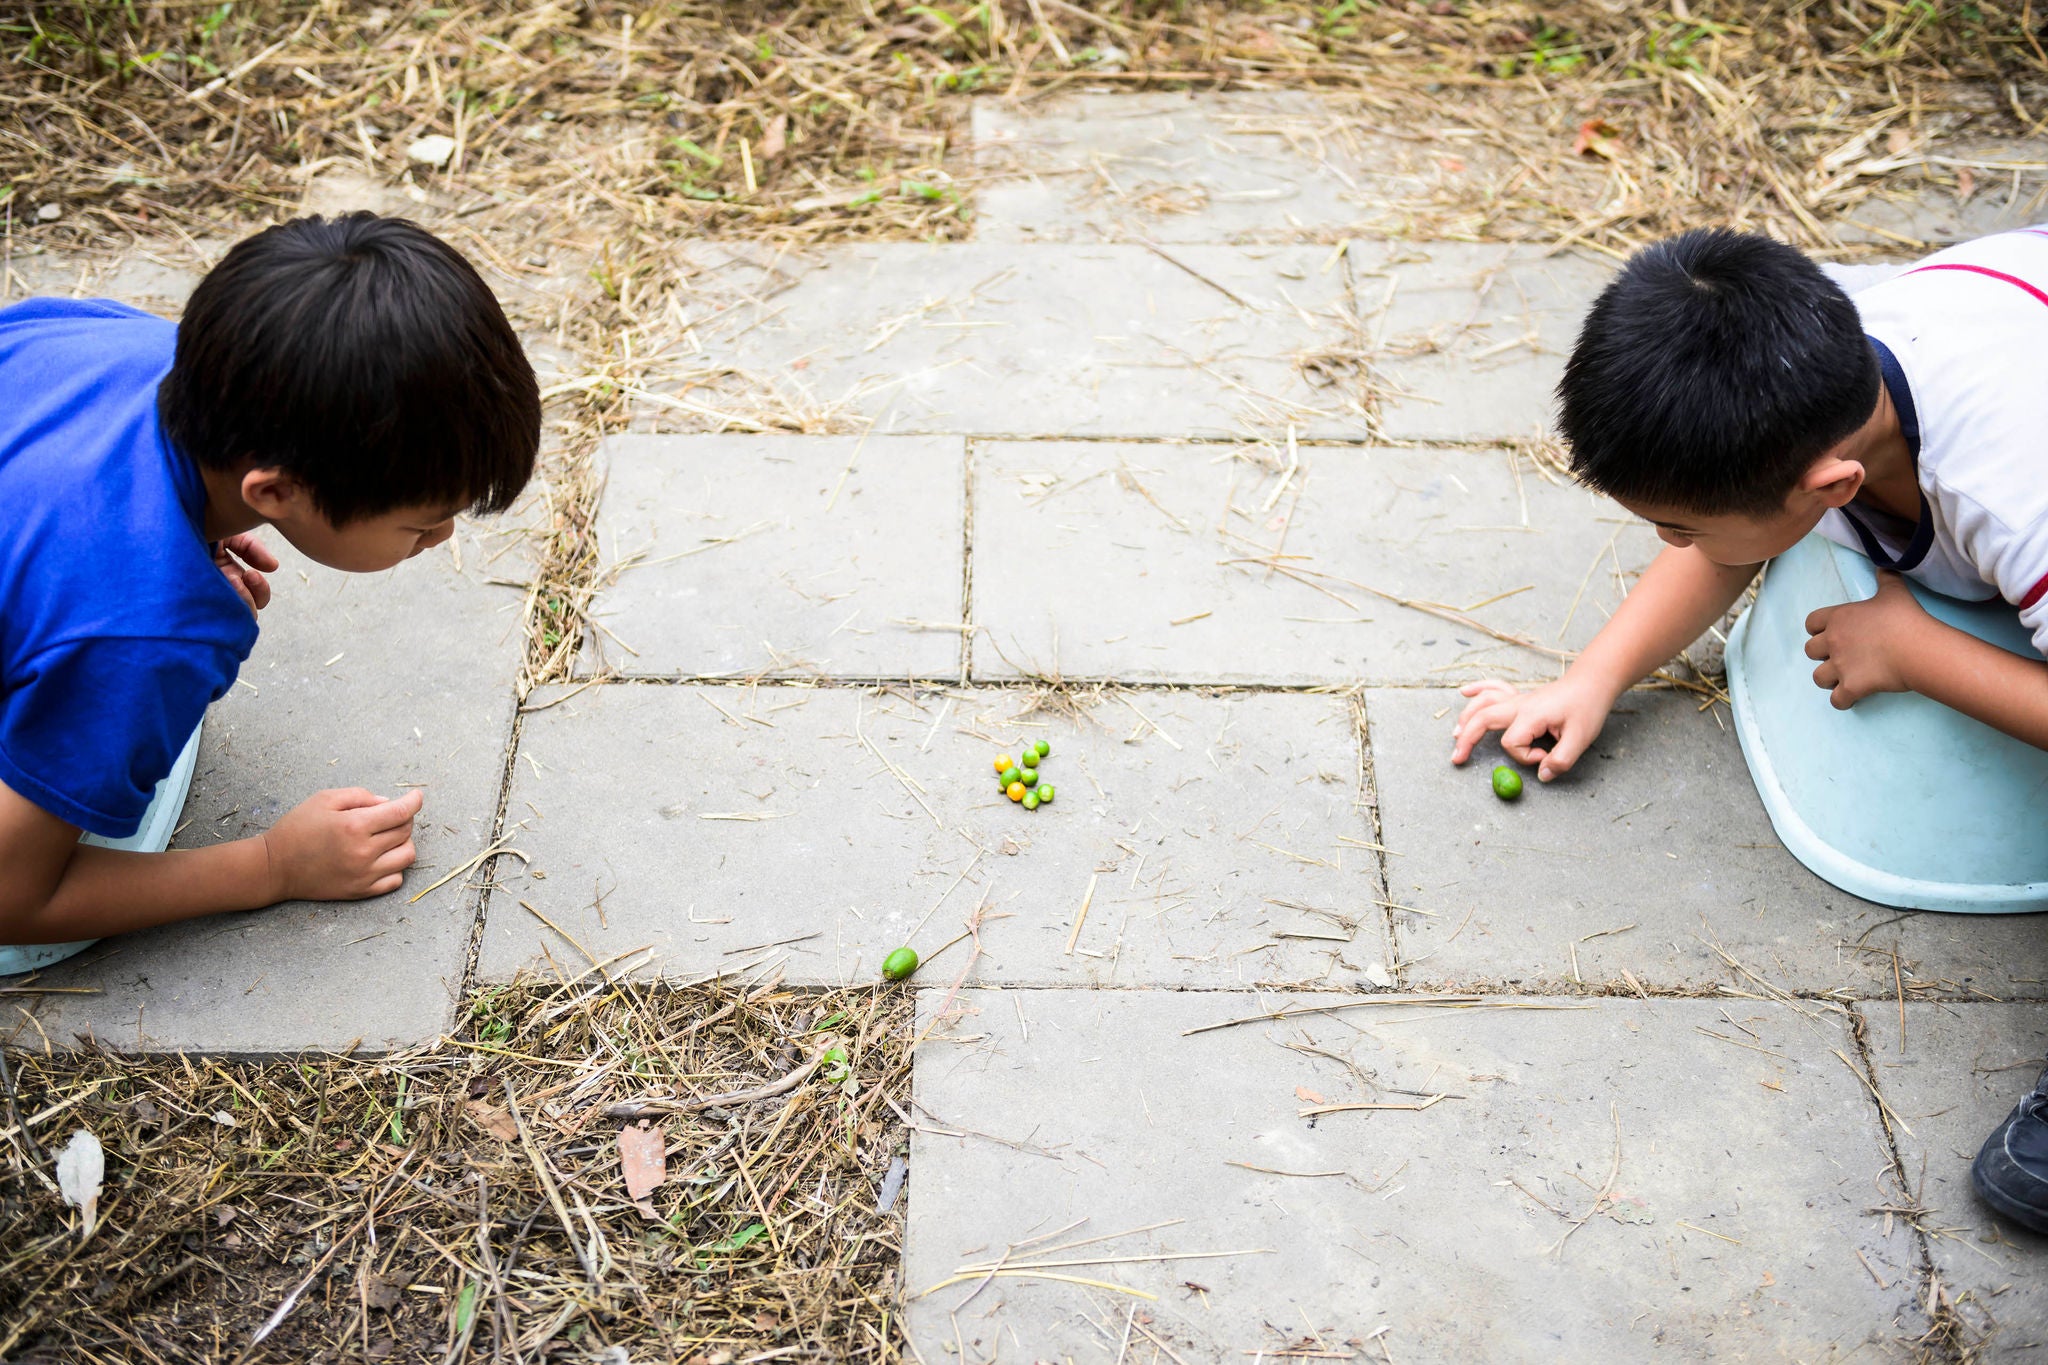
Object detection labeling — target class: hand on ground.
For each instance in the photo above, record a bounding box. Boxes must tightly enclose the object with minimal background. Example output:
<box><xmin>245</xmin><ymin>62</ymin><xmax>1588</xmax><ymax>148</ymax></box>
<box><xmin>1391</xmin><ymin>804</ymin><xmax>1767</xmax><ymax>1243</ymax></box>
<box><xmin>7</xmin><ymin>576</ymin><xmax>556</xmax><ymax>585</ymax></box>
<box><xmin>214</xmin><ymin>532</ymin><xmax>280</xmax><ymax>616</ymax></box>
<box><xmin>1803</xmin><ymin>571</ymin><xmax>1928</xmax><ymax>709</ymax></box>
<box><xmin>1450</xmin><ymin>676</ymin><xmax>1612</xmax><ymax>782</ymax></box>
<box><xmin>261</xmin><ymin>788</ymin><xmax>423</xmax><ymax>901</ymax></box>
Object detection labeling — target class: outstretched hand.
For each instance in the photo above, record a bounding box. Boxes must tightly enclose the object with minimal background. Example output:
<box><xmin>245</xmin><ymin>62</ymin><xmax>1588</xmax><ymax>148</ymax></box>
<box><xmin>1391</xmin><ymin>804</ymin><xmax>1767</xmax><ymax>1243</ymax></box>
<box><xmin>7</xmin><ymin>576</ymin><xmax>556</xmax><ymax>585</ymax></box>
<box><xmin>1450</xmin><ymin>675</ymin><xmax>1615</xmax><ymax>783</ymax></box>
<box><xmin>262</xmin><ymin>787</ymin><xmax>424</xmax><ymax>901</ymax></box>
<box><xmin>1803</xmin><ymin>571</ymin><xmax>1930</xmax><ymax>710</ymax></box>
<box><xmin>214</xmin><ymin>532</ymin><xmax>279</xmax><ymax>617</ymax></box>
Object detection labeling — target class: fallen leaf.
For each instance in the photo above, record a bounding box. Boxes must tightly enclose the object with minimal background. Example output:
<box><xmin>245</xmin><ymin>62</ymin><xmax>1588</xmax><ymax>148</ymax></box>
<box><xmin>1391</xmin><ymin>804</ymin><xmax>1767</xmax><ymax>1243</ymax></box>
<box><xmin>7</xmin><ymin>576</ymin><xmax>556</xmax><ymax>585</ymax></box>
<box><xmin>617</xmin><ymin>1120</ymin><xmax>667</xmax><ymax>1221</ymax></box>
<box><xmin>1572</xmin><ymin>118</ymin><xmax>1623</xmax><ymax>161</ymax></box>
<box><xmin>464</xmin><ymin>1099</ymin><xmax>519</xmax><ymax>1143</ymax></box>
<box><xmin>759</xmin><ymin>113</ymin><xmax>788</xmax><ymax>161</ymax></box>
<box><xmin>1295</xmin><ymin>1086</ymin><xmax>1327</xmax><ymax>1104</ymax></box>
<box><xmin>56</xmin><ymin>1129</ymin><xmax>104</xmax><ymax>1239</ymax></box>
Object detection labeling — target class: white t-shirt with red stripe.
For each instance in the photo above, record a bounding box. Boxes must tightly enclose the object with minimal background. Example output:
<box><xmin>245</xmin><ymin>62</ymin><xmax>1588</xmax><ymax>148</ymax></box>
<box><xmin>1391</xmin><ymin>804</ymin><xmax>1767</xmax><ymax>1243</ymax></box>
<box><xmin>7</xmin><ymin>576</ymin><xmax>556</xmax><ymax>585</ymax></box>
<box><xmin>1821</xmin><ymin>229</ymin><xmax>2048</xmax><ymax>656</ymax></box>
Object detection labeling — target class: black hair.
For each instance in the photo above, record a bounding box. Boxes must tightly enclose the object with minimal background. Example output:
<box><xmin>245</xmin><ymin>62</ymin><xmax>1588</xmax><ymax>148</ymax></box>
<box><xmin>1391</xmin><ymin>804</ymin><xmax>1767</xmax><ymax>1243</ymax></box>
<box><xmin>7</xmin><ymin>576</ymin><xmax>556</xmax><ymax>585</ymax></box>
<box><xmin>1556</xmin><ymin>228</ymin><xmax>1881</xmax><ymax>516</ymax></box>
<box><xmin>159</xmin><ymin>212</ymin><xmax>539</xmax><ymax>525</ymax></box>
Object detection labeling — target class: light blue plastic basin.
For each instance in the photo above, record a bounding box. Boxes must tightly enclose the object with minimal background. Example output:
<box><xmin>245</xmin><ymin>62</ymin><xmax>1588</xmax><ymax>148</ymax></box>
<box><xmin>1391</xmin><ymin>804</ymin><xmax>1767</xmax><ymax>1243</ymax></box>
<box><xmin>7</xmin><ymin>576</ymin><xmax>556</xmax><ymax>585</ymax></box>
<box><xmin>0</xmin><ymin>721</ymin><xmax>204</xmax><ymax>976</ymax></box>
<box><xmin>1726</xmin><ymin>534</ymin><xmax>2048</xmax><ymax>912</ymax></box>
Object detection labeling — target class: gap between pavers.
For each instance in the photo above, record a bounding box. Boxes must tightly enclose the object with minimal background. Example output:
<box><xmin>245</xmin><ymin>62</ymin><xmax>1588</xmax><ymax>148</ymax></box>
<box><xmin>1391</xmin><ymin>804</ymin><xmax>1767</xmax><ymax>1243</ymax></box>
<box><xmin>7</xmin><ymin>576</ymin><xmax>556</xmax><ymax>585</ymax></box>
<box><xmin>478</xmin><ymin>684</ymin><xmax>1386</xmax><ymax>990</ymax></box>
<box><xmin>903</xmin><ymin>987</ymin><xmax>1919</xmax><ymax>1361</ymax></box>
<box><xmin>12</xmin><ymin>525</ymin><xmax>528</xmax><ymax>1054</ymax></box>
<box><xmin>1368</xmin><ymin>687</ymin><xmax>2048</xmax><ymax>1000</ymax></box>
<box><xmin>970</xmin><ymin>440</ymin><xmax>1658</xmax><ymax>687</ymax></box>
<box><xmin>579</xmin><ymin>433</ymin><xmax>967</xmax><ymax>681</ymax></box>
<box><xmin>1859</xmin><ymin>1000</ymin><xmax>2048</xmax><ymax>1358</ymax></box>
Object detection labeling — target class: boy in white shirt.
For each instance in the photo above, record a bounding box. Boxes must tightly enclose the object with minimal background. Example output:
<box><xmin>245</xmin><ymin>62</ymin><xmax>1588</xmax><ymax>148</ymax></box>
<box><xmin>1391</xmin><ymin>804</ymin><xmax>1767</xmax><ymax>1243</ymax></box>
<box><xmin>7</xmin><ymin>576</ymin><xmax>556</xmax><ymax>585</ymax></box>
<box><xmin>1447</xmin><ymin>226</ymin><xmax>2048</xmax><ymax>1232</ymax></box>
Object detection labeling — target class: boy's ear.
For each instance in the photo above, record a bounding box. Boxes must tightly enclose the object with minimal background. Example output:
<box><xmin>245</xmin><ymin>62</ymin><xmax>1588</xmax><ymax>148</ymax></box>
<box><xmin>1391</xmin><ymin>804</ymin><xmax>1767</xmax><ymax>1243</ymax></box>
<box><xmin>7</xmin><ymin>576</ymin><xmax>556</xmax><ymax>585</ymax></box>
<box><xmin>1799</xmin><ymin>457</ymin><xmax>1865</xmax><ymax>510</ymax></box>
<box><xmin>239</xmin><ymin>466</ymin><xmax>309</xmax><ymax>522</ymax></box>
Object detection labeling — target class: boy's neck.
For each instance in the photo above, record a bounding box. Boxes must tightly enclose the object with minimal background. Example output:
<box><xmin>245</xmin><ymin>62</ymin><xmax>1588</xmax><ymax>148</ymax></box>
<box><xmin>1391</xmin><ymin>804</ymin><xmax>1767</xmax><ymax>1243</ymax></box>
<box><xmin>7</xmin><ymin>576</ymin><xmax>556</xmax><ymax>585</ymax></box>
<box><xmin>198</xmin><ymin>465</ymin><xmax>265</xmax><ymax>543</ymax></box>
<box><xmin>1846</xmin><ymin>384</ymin><xmax>1919</xmax><ymax>524</ymax></box>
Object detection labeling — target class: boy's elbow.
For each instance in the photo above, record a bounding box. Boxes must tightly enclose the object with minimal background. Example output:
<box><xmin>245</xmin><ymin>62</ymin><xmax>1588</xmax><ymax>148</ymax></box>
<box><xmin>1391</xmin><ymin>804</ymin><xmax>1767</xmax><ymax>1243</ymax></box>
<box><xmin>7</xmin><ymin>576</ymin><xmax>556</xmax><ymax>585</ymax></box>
<box><xmin>0</xmin><ymin>878</ymin><xmax>60</xmax><ymax>941</ymax></box>
<box><xmin>0</xmin><ymin>783</ymin><xmax>81</xmax><ymax>936</ymax></box>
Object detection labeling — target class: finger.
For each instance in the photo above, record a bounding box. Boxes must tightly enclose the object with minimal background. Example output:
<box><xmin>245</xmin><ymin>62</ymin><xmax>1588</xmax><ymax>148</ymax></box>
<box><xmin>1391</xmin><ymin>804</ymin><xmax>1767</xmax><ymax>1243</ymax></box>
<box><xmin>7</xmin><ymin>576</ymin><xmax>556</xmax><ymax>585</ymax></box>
<box><xmin>1450</xmin><ymin>703</ymin><xmax>1511</xmax><ymax>765</ymax></box>
<box><xmin>1499</xmin><ymin>709</ymin><xmax>1553</xmax><ymax>758</ymax></box>
<box><xmin>1804</xmin><ymin>607</ymin><xmax>1832</xmax><ymax>635</ymax></box>
<box><xmin>1538</xmin><ymin>725</ymin><xmax>1593</xmax><ymax>782</ymax></box>
<box><xmin>359</xmin><ymin>787</ymin><xmax>426</xmax><ymax>833</ymax></box>
<box><xmin>1458</xmin><ymin>679</ymin><xmax>1512</xmax><ymax>701</ymax></box>
<box><xmin>1802</xmin><ymin>634</ymin><xmax>1830</xmax><ymax>661</ymax></box>
<box><xmin>367</xmin><ymin>871</ymin><xmax>405</xmax><ymax>897</ymax></box>
<box><xmin>320</xmin><ymin>787</ymin><xmax>386</xmax><ymax>811</ymax></box>
<box><xmin>243</xmin><ymin>570</ymin><xmax>272</xmax><ymax>611</ymax></box>
<box><xmin>368</xmin><ymin>822</ymin><xmax>415</xmax><ymax>856</ymax></box>
<box><xmin>1830</xmin><ymin>685</ymin><xmax>1857</xmax><ymax>711</ymax></box>
<box><xmin>227</xmin><ymin>534</ymin><xmax>281</xmax><ymax>572</ymax></box>
<box><xmin>1454</xmin><ymin>688</ymin><xmax>1507</xmax><ymax>732</ymax></box>
<box><xmin>1812</xmin><ymin>662</ymin><xmax>1839</xmax><ymax>691</ymax></box>
<box><xmin>371</xmin><ymin>840</ymin><xmax>418</xmax><ymax>877</ymax></box>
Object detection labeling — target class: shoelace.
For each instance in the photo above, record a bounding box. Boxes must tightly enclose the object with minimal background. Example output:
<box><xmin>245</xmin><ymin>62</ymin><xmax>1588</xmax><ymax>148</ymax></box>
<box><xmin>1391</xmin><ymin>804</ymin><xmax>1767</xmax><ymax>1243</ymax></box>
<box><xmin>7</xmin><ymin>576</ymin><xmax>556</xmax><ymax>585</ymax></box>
<box><xmin>2026</xmin><ymin>1068</ymin><xmax>2048</xmax><ymax>1121</ymax></box>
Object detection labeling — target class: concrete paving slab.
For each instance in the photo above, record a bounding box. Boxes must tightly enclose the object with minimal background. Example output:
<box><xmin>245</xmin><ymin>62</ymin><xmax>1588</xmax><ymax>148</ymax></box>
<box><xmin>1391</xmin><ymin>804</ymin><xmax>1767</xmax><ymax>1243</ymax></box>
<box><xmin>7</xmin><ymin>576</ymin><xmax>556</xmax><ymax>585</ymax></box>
<box><xmin>478</xmin><ymin>685</ymin><xmax>1384</xmax><ymax>988</ymax></box>
<box><xmin>2</xmin><ymin>247</ymin><xmax>205</xmax><ymax>311</ymax></box>
<box><xmin>1367</xmin><ymin>243</ymin><xmax>1613</xmax><ymax>443</ymax></box>
<box><xmin>1834</xmin><ymin>140</ymin><xmax>2048</xmax><ymax>251</ymax></box>
<box><xmin>581</xmin><ymin>434</ymin><xmax>966</xmax><ymax>680</ymax></box>
<box><xmin>1866</xmin><ymin>1001</ymin><xmax>2048</xmax><ymax>1358</ymax></box>
<box><xmin>13</xmin><ymin>522</ymin><xmax>528</xmax><ymax>1054</ymax></box>
<box><xmin>971</xmin><ymin>91</ymin><xmax>1529</xmax><ymax>244</ymax></box>
<box><xmin>970</xmin><ymin>441</ymin><xmax>1660</xmax><ymax>686</ymax></box>
<box><xmin>681</xmin><ymin>242</ymin><xmax>1360</xmax><ymax>439</ymax></box>
<box><xmin>905</xmin><ymin>988</ymin><xmax>1918</xmax><ymax>1361</ymax></box>
<box><xmin>1369</xmin><ymin>687</ymin><xmax>2048</xmax><ymax>998</ymax></box>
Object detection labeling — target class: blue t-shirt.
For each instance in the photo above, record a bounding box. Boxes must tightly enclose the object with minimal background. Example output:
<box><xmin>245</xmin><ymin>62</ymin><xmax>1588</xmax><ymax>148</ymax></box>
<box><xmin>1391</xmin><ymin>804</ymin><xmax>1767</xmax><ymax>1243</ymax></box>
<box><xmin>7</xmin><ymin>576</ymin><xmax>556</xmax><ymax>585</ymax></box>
<box><xmin>0</xmin><ymin>298</ymin><xmax>257</xmax><ymax>838</ymax></box>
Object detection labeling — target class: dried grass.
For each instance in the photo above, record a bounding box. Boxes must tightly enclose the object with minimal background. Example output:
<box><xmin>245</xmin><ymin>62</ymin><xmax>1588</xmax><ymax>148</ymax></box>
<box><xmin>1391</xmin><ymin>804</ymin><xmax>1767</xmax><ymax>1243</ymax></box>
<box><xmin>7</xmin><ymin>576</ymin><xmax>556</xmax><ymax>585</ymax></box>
<box><xmin>0</xmin><ymin>978</ymin><xmax>913</xmax><ymax>1363</ymax></box>
<box><xmin>6</xmin><ymin>1</ymin><xmax>2045</xmax><ymax>258</ymax></box>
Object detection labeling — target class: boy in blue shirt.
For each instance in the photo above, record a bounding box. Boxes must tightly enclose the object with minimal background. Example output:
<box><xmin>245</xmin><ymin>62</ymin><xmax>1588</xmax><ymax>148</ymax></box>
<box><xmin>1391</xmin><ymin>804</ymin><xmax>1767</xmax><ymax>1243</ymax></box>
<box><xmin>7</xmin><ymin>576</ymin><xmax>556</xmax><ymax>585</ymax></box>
<box><xmin>1447</xmin><ymin>228</ymin><xmax>2048</xmax><ymax>1236</ymax></box>
<box><xmin>0</xmin><ymin>212</ymin><xmax>538</xmax><ymax>960</ymax></box>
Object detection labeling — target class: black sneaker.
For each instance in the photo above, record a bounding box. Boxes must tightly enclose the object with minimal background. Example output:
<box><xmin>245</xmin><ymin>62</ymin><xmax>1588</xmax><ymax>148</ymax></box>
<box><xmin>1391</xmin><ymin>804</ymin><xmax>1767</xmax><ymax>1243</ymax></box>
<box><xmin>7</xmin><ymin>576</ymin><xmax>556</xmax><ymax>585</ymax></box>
<box><xmin>1972</xmin><ymin>1065</ymin><xmax>2048</xmax><ymax>1234</ymax></box>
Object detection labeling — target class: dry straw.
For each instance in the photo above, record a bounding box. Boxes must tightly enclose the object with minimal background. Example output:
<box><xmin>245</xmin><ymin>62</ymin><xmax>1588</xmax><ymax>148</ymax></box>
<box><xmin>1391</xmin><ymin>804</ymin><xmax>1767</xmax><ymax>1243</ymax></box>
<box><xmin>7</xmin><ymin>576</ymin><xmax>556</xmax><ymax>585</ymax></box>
<box><xmin>2</xmin><ymin>978</ymin><xmax>914</xmax><ymax>1361</ymax></box>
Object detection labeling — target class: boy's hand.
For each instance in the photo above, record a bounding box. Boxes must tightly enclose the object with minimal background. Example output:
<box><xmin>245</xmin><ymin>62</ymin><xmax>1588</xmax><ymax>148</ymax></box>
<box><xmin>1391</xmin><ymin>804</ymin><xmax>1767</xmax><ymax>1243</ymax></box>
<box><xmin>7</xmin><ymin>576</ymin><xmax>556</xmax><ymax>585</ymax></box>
<box><xmin>1803</xmin><ymin>571</ymin><xmax>1933</xmax><ymax>709</ymax></box>
<box><xmin>213</xmin><ymin>533</ymin><xmax>279</xmax><ymax>616</ymax></box>
<box><xmin>261</xmin><ymin>788</ymin><xmax>424</xmax><ymax>900</ymax></box>
<box><xmin>1450</xmin><ymin>675</ymin><xmax>1616</xmax><ymax>782</ymax></box>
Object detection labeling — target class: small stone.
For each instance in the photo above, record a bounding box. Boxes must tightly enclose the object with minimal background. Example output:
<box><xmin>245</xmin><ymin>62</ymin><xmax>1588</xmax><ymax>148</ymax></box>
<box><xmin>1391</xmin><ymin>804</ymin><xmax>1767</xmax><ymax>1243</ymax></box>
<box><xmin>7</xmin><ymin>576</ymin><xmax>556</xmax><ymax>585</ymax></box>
<box><xmin>35</xmin><ymin>203</ymin><xmax>61</xmax><ymax>223</ymax></box>
<box><xmin>407</xmin><ymin>134</ymin><xmax>457</xmax><ymax>168</ymax></box>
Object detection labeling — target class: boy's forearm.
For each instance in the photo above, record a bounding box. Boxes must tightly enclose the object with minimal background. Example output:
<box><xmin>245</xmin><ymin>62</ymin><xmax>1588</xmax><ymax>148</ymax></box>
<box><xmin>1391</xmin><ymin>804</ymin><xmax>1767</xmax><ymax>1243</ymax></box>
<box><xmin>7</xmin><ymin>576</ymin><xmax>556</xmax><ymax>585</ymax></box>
<box><xmin>12</xmin><ymin>839</ymin><xmax>282</xmax><ymax>943</ymax></box>
<box><xmin>1567</xmin><ymin>545</ymin><xmax>1760</xmax><ymax>698</ymax></box>
<box><xmin>1901</xmin><ymin>624</ymin><xmax>2048</xmax><ymax>751</ymax></box>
